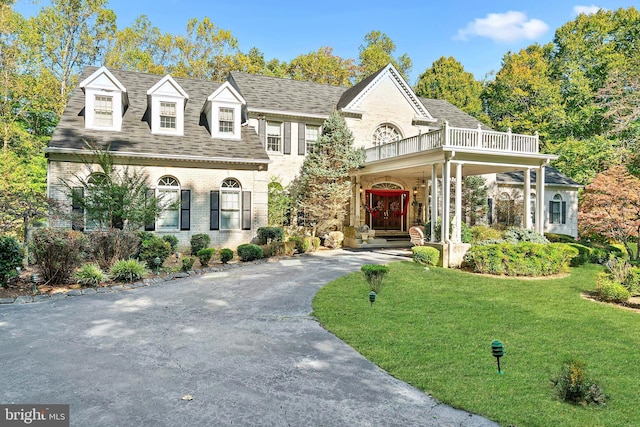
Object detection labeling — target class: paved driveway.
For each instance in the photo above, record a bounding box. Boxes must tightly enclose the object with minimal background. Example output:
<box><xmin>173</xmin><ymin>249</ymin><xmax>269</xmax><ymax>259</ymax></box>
<box><xmin>0</xmin><ymin>250</ymin><xmax>499</xmax><ymax>427</ymax></box>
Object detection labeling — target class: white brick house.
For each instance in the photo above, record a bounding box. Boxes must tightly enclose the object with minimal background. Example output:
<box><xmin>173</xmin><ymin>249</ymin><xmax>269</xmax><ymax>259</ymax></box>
<box><xmin>46</xmin><ymin>64</ymin><xmax>580</xmax><ymax>252</ymax></box>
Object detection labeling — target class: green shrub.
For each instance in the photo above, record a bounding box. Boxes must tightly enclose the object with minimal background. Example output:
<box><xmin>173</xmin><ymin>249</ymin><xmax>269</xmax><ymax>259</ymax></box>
<box><xmin>162</xmin><ymin>235</ymin><xmax>179</xmax><ymax>252</ymax></box>
<box><xmin>470</xmin><ymin>225</ymin><xmax>503</xmax><ymax>244</ymax></box>
<box><xmin>257</xmin><ymin>227</ymin><xmax>285</xmax><ymax>244</ymax></box>
<box><xmin>624</xmin><ymin>267</ymin><xmax>640</xmax><ymax>295</ymax></box>
<box><xmin>412</xmin><ymin>246</ymin><xmax>440</xmax><ymax>267</ymax></box>
<box><xmin>73</xmin><ymin>263</ymin><xmax>107</xmax><ymax>287</ymax></box>
<box><xmin>288</xmin><ymin>235</ymin><xmax>305</xmax><ymax>253</ymax></box>
<box><xmin>219</xmin><ymin>248</ymin><xmax>234</xmax><ymax>264</ymax></box>
<box><xmin>464</xmin><ymin>242</ymin><xmax>578</xmax><ymax>276</ymax></box>
<box><xmin>283</xmin><ymin>241</ymin><xmax>297</xmax><ymax>256</ymax></box>
<box><xmin>309</xmin><ymin>236</ymin><xmax>321</xmax><ymax>251</ymax></box>
<box><xmin>31</xmin><ymin>228</ymin><xmax>88</xmax><ymax>284</ymax></box>
<box><xmin>196</xmin><ymin>248</ymin><xmax>216</xmax><ymax>267</ymax></box>
<box><xmin>597</xmin><ymin>272</ymin><xmax>630</xmax><ymax>302</ymax></box>
<box><xmin>504</xmin><ymin>227</ymin><xmax>549</xmax><ymax>244</ymax></box>
<box><xmin>110</xmin><ymin>259</ymin><xmax>147</xmax><ymax>283</ymax></box>
<box><xmin>139</xmin><ymin>236</ymin><xmax>171</xmax><ymax>269</ymax></box>
<box><xmin>237</xmin><ymin>244</ymin><xmax>263</xmax><ymax>262</ymax></box>
<box><xmin>0</xmin><ymin>235</ymin><xmax>23</xmax><ymax>287</ymax></box>
<box><xmin>586</xmin><ymin>242</ymin><xmax>624</xmax><ymax>264</ymax></box>
<box><xmin>181</xmin><ymin>256</ymin><xmax>196</xmax><ymax>272</ymax></box>
<box><xmin>361</xmin><ymin>264</ymin><xmax>389</xmax><ymax>294</ymax></box>
<box><xmin>190</xmin><ymin>233</ymin><xmax>211</xmax><ymax>255</ymax></box>
<box><xmin>426</xmin><ymin>219</ymin><xmax>472</xmax><ymax>243</ymax></box>
<box><xmin>545</xmin><ymin>233</ymin><xmax>577</xmax><ymax>243</ymax></box>
<box><xmin>552</xmin><ymin>358</ymin><xmax>607</xmax><ymax>406</ymax></box>
<box><xmin>261</xmin><ymin>241</ymin><xmax>285</xmax><ymax>258</ymax></box>
<box><xmin>568</xmin><ymin>243</ymin><xmax>592</xmax><ymax>267</ymax></box>
<box><xmin>87</xmin><ymin>229</ymin><xmax>140</xmax><ymax>269</ymax></box>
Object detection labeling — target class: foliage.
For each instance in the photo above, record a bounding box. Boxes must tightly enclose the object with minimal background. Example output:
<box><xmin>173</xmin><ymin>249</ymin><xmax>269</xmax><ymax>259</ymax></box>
<box><xmin>357</xmin><ymin>30</ymin><xmax>411</xmax><ymax>83</ymax></box>
<box><xmin>464</xmin><ymin>242</ymin><xmax>578</xmax><ymax>276</ymax></box>
<box><xmin>261</xmin><ymin>241</ymin><xmax>285</xmax><ymax>258</ymax></box>
<box><xmin>162</xmin><ymin>235</ymin><xmax>178</xmax><ymax>252</ymax></box>
<box><xmin>236</xmin><ymin>244</ymin><xmax>263</xmax><ymax>262</ymax></box>
<box><xmin>267</xmin><ymin>179</ymin><xmax>291</xmax><ymax>227</ymax></box>
<box><xmin>196</xmin><ymin>248</ymin><xmax>215</xmax><ymax>267</ymax></box>
<box><xmin>567</xmin><ymin>243</ymin><xmax>592</xmax><ymax>267</ymax></box>
<box><xmin>287</xmin><ymin>47</ymin><xmax>356</xmax><ymax>86</ymax></box>
<box><xmin>360</xmin><ymin>264</ymin><xmax>389</xmax><ymax>294</ymax></box>
<box><xmin>425</xmin><ymin>219</ymin><xmax>472</xmax><ymax>243</ymax></box>
<box><xmin>460</xmin><ymin>176</ymin><xmax>488</xmax><ymax>226</ymax></box>
<box><xmin>282</xmin><ymin>241</ymin><xmax>297</xmax><ymax>256</ymax></box>
<box><xmin>411</xmin><ymin>246</ymin><xmax>440</xmax><ymax>267</ymax></box>
<box><xmin>307</xmin><ymin>236</ymin><xmax>321</xmax><ymax>251</ymax></box>
<box><xmin>579</xmin><ymin>165</ymin><xmax>640</xmax><ymax>261</ymax></box>
<box><xmin>256</xmin><ymin>227</ymin><xmax>285</xmax><ymax>244</ymax></box>
<box><xmin>0</xmin><ymin>235</ymin><xmax>23</xmax><ymax>286</ymax></box>
<box><xmin>552</xmin><ymin>359</ymin><xmax>607</xmax><ymax>406</ymax></box>
<box><xmin>470</xmin><ymin>225</ymin><xmax>503</xmax><ymax>244</ymax></box>
<box><xmin>86</xmin><ymin>229</ymin><xmax>140</xmax><ymax>269</ymax></box>
<box><xmin>596</xmin><ymin>273</ymin><xmax>631</xmax><ymax>303</ymax></box>
<box><xmin>181</xmin><ymin>255</ymin><xmax>195</xmax><ymax>272</ymax></box>
<box><xmin>549</xmin><ymin>135</ymin><xmax>620</xmax><ymax>185</ymax></box>
<box><xmin>190</xmin><ymin>233</ymin><xmax>210</xmax><ymax>256</ymax></box>
<box><xmin>603</xmin><ymin>257</ymin><xmax>640</xmax><ymax>295</ymax></box>
<box><xmin>545</xmin><ymin>233</ymin><xmax>576</xmax><ymax>243</ymax></box>
<box><xmin>63</xmin><ymin>144</ymin><xmax>174</xmax><ymax>231</ymax></box>
<box><xmin>291</xmin><ymin>110</ymin><xmax>364</xmax><ymax>236</ymax></box>
<box><xmin>219</xmin><ymin>248</ymin><xmax>233</xmax><ymax>264</ymax></box>
<box><xmin>503</xmin><ymin>227</ymin><xmax>549</xmax><ymax>244</ymax></box>
<box><xmin>415</xmin><ymin>56</ymin><xmax>485</xmax><ymax>120</ymax></box>
<box><xmin>31</xmin><ymin>228</ymin><xmax>88</xmax><ymax>284</ymax></box>
<box><xmin>138</xmin><ymin>235</ymin><xmax>171</xmax><ymax>269</ymax></box>
<box><xmin>287</xmin><ymin>235</ymin><xmax>307</xmax><ymax>253</ymax></box>
<box><xmin>109</xmin><ymin>259</ymin><xmax>147</xmax><ymax>283</ymax></box>
<box><xmin>73</xmin><ymin>263</ymin><xmax>107</xmax><ymax>287</ymax></box>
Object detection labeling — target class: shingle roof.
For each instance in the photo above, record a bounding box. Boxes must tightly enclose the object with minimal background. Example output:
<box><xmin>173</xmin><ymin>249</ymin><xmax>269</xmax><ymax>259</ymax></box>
<box><xmin>419</xmin><ymin>98</ymin><xmax>493</xmax><ymax>131</ymax></box>
<box><xmin>48</xmin><ymin>67</ymin><xmax>270</xmax><ymax>164</ymax></box>
<box><xmin>497</xmin><ymin>166</ymin><xmax>582</xmax><ymax>187</ymax></box>
<box><xmin>336</xmin><ymin>66</ymin><xmax>386</xmax><ymax>110</ymax></box>
<box><xmin>229</xmin><ymin>71</ymin><xmax>346</xmax><ymax>117</ymax></box>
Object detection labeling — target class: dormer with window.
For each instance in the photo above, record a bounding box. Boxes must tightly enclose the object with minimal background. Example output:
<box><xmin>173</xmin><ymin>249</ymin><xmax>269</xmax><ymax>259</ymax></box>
<box><xmin>203</xmin><ymin>82</ymin><xmax>246</xmax><ymax>140</ymax></box>
<box><xmin>79</xmin><ymin>66</ymin><xmax>128</xmax><ymax>131</ymax></box>
<box><xmin>147</xmin><ymin>75</ymin><xmax>189</xmax><ymax>136</ymax></box>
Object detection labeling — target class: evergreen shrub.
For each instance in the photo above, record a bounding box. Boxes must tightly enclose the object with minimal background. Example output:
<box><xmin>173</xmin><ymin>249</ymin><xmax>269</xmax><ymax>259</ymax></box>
<box><xmin>196</xmin><ymin>248</ymin><xmax>215</xmax><ymax>266</ymax></box>
<box><xmin>361</xmin><ymin>264</ymin><xmax>389</xmax><ymax>293</ymax></box>
<box><xmin>568</xmin><ymin>243</ymin><xmax>592</xmax><ymax>266</ymax></box>
<box><xmin>257</xmin><ymin>227</ymin><xmax>285</xmax><ymax>244</ymax></box>
<box><xmin>552</xmin><ymin>358</ymin><xmax>607</xmax><ymax>406</ymax></box>
<box><xmin>162</xmin><ymin>235</ymin><xmax>179</xmax><ymax>252</ymax></box>
<box><xmin>139</xmin><ymin>236</ymin><xmax>171</xmax><ymax>269</ymax></box>
<box><xmin>237</xmin><ymin>244</ymin><xmax>263</xmax><ymax>261</ymax></box>
<box><xmin>219</xmin><ymin>248</ymin><xmax>234</xmax><ymax>264</ymax></box>
<box><xmin>87</xmin><ymin>229</ymin><xmax>140</xmax><ymax>269</ymax></box>
<box><xmin>412</xmin><ymin>246</ymin><xmax>440</xmax><ymax>267</ymax></box>
<box><xmin>0</xmin><ymin>235</ymin><xmax>23</xmax><ymax>287</ymax></box>
<box><xmin>181</xmin><ymin>256</ymin><xmax>196</xmax><ymax>272</ymax></box>
<box><xmin>190</xmin><ymin>233</ymin><xmax>210</xmax><ymax>255</ymax></box>
<box><xmin>31</xmin><ymin>228</ymin><xmax>88</xmax><ymax>284</ymax></box>
<box><xmin>504</xmin><ymin>227</ymin><xmax>549</xmax><ymax>244</ymax></box>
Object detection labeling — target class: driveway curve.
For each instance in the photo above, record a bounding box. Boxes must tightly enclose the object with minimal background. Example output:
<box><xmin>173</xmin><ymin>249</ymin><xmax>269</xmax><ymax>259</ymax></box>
<box><xmin>0</xmin><ymin>249</ymin><xmax>499</xmax><ymax>427</ymax></box>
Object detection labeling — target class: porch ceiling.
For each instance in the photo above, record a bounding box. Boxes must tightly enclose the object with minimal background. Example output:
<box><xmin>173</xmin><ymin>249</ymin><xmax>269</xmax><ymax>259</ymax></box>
<box><xmin>355</xmin><ymin>147</ymin><xmax>557</xmax><ymax>182</ymax></box>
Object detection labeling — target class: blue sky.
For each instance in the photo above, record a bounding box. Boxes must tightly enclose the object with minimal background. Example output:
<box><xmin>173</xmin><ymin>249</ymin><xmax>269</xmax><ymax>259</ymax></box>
<box><xmin>14</xmin><ymin>0</ymin><xmax>640</xmax><ymax>84</ymax></box>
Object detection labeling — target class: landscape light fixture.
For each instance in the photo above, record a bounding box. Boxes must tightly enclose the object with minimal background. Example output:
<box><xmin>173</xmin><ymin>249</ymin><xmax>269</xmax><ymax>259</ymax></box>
<box><xmin>369</xmin><ymin>291</ymin><xmax>376</xmax><ymax>307</ymax></box>
<box><xmin>491</xmin><ymin>339</ymin><xmax>505</xmax><ymax>374</ymax></box>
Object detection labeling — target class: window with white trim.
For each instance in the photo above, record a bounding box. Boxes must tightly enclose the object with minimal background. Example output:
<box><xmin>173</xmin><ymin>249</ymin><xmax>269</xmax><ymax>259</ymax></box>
<box><xmin>219</xmin><ymin>107</ymin><xmax>234</xmax><ymax>134</ymax></box>
<box><xmin>305</xmin><ymin>125</ymin><xmax>319</xmax><ymax>154</ymax></box>
<box><xmin>159</xmin><ymin>102</ymin><xmax>177</xmax><ymax>130</ymax></box>
<box><xmin>267</xmin><ymin>122</ymin><xmax>282</xmax><ymax>152</ymax></box>
<box><xmin>94</xmin><ymin>95</ymin><xmax>113</xmax><ymax>127</ymax></box>
<box><xmin>372</xmin><ymin>123</ymin><xmax>402</xmax><ymax>146</ymax></box>
<box><xmin>157</xmin><ymin>176</ymin><xmax>180</xmax><ymax>229</ymax></box>
<box><xmin>221</xmin><ymin>178</ymin><xmax>241</xmax><ymax>229</ymax></box>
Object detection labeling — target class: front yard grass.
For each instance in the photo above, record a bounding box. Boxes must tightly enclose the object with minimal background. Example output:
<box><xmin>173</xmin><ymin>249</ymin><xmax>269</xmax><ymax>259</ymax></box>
<box><xmin>312</xmin><ymin>262</ymin><xmax>640</xmax><ymax>427</ymax></box>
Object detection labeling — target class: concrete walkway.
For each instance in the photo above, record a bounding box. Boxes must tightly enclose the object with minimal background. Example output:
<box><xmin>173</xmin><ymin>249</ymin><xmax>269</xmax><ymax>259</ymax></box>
<box><xmin>0</xmin><ymin>250</ymin><xmax>499</xmax><ymax>427</ymax></box>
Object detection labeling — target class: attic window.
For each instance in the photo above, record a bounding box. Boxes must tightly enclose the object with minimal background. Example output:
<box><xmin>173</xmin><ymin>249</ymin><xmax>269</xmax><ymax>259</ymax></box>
<box><xmin>160</xmin><ymin>102</ymin><xmax>177</xmax><ymax>130</ymax></box>
<box><xmin>219</xmin><ymin>107</ymin><xmax>234</xmax><ymax>134</ymax></box>
<box><xmin>94</xmin><ymin>95</ymin><xmax>113</xmax><ymax>127</ymax></box>
<box><xmin>373</xmin><ymin>123</ymin><xmax>402</xmax><ymax>146</ymax></box>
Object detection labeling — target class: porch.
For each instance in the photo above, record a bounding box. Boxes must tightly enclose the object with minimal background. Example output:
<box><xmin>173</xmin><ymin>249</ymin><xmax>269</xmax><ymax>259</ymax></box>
<box><xmin>348</xmin><ymin>122</ymin><xmax>557</xmax><ymax>266</ymax></box>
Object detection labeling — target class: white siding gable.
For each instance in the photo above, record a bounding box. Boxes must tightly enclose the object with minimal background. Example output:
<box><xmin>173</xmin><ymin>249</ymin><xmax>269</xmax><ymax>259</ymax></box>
<box><xmin>206</xmin><ymin>82</ymin><xmax>246</xmax><ymax>140</ymax></box>
<box><xmin>79</xmin><ymin>66</ymin><xmax>127</xmax><ymax>132</ymax></box>
<box><xmin>147</xmin><ymin>75</ymin><xmax>189</xmax><ymax>136</ymax></box>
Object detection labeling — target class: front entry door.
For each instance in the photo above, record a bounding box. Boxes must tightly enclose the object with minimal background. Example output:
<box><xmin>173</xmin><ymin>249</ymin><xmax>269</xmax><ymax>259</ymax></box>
<box><xmin>369</xmin><ymin>193</ymin><xmax>404</xmax><ymax>231</ymax></box>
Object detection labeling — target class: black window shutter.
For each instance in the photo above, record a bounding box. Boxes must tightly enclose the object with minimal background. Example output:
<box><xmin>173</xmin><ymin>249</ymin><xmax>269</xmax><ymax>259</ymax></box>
<box><xmin>145</xmin><ymin>189</ymin><xmax>155</xmax><ymax>231</ymax></box>
<box><xmin>71</xmin><ymin>187</ymin><xmax>84</xmax><ymax>231</ymax></box>
<box><xmin>210</xmin><ymin>191</ymin><xmax>220</xmax><ymax>230</ymax></box>
<box><xmin>242</xmin><ymin>191</ymin><xmax>251</xmax><ymax>230</ymax></box>
<box><xmin>298</xmin><ymin>123</ymin><xmax>306</xmax><ymax>155</ymax></box>
<box><xmin>180</xmin><ymin>190</ymin><xmax>191</xmax><ymax>231</ymax></box>
<box><xmin>549</xmin><ymin>200</ymin><xmax>554</xmax><ymax>224</ymax></box>
<box><xmin>487</xmin><ymin>198</ymin><xmax>493</xmax><ymax>225</ymax></box>
<box><xmin>561</xmin><ymin>201</ymin><xmax>567</xmax><ymax>225</ymax></box>
<box><xmin>283</xmin><ymin>122</ymin><xmax>291</xmax><ymax>154</ymax></box>
<box><xmin>258</xmin><ymin>118</ymin><xmax>266</xmax><ymax>148</ymax></box>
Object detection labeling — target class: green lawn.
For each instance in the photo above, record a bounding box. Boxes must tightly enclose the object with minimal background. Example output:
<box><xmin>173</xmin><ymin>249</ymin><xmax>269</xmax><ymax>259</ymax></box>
<box><xmin>312</xmin><ymin>262</ymin><xmax>640</xmax><ymax>427</ymax></box>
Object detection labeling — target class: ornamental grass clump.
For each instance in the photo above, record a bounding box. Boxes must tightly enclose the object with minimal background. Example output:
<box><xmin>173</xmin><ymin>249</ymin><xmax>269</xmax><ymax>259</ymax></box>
<box><xmin>73</xmin><ymin>263</ymin><xmax>108</xmax><ymax>287</ymax></box>
<box><xmin>110</xmin><ymin>259</ymin><xmax>147</xmax><ymax>283</ymax></box>
<box><xmin>552</xmin><ymin>358</ymin><xmax>607</xmax><ymax>406</ymax></box>
<box><xmin>361</xmin><ymin>264</ymin><xmax>389</xmax><ymax>294</ymax></box>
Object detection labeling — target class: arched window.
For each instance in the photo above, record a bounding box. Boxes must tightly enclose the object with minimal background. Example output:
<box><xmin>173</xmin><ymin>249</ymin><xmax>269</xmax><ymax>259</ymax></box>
<box><xmin>221</xmin><ymin>178</ymin><xmax>241</xmax><ymax>229</ymax></box>
<box><xmin>157</xmin><ymin>176</ymin><xmax>180</xmax><ymax>229</ymax></box>
<box><xmin>550</xmin><ymin>193</ymin><xmax>565</xmax><ymax>224</ymax></box>
<box><xmin>372</xmin><ymin>124</ymin><xmax>402</xmax><ymax>146</ymax></box>
<box><xmin>530</xmin><ymin>193</ymin><xmax>536</xmax><ymax>225</ymax></box>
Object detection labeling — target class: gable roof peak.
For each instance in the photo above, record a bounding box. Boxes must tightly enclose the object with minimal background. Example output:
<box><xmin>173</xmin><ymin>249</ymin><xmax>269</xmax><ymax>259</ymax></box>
<box><xmin>79</xmin><ymin>66</ymin><xmax>127</xmax><ymax>93</ymax></box>
<box><xmin>147</xmin><ymin>74</ymin><xmax>189</xmax><ymax>99</ymax></box>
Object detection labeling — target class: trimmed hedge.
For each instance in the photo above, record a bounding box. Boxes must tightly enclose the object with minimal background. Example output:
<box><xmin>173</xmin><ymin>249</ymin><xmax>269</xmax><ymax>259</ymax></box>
<box><xmin>257</xmin><ymin>227</ymin><xmax>285</xmax><ymax>244</ymax></box>
<box><xmin>219</xmin><ymin>248</ymin><xmax>234</xmax><ymax>264</ymax></box>
<box><xmin>464</xmin><ymin>242</ymin><xmax>578</xmax><ymax>276</ymax></box>
<box><xmin>412</xmin><ymin>246</ymin><xmax>440</xmax><ymax>267</ymax></box>
<box><xmin>568</xmin><ymin>243</ymin><xmax>592</xmax><ymax>267</ymax></box>
<box><xmin>237</xmin><ymin>244</ymin><xmax>263</xmax><ymax>262</ymax></box>
<box><xmin>196</xmin><ymin>248</ymin><xmax>216</xmax><ymax>266</ymax></box>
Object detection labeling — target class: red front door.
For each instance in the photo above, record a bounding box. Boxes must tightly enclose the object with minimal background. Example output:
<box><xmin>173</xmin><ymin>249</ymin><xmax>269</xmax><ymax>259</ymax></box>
<box><xmin>369</xmin><ymin>193</ymin><xmax>404</xmax><ymax>231</ymax></box>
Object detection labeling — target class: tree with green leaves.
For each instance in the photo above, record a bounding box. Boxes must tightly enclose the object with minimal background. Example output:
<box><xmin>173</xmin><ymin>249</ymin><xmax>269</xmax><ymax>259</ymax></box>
<box><xmin>292</xmin><ymin>111</ymin><xmax>364</xmax><ymax>236</ymax></box>
<box><xmin>62</xmin><ymin>145</ymin><xmax>176</xmax><ymax>231</ymax></box>
<box><xmin>549</xmin><ymin>135</ymin><xmax>619</xmax><ymax>185</ymax></box>
<box><xmin>287</xmin><ymin>47</ymin><xmax>356</xmax><ymax>86</ymax></box>
<box><xmin>357</xmin><ymin>30</ymin><xmax>412</xmax><ymax>83</ymax></box>
<box><xmin>267</xmin><ymin>178</ymin><xmax>291</xmax><ymax>227</ymax></box>
<box><xmin>461</xmin><ymin>176</ymin><xmax>488</xmax><ymax>226</ymax></box>
<box><xmin>415</xmin><ymin>56</ymin><xmax>485</xmax><ymax>120</ymax></box>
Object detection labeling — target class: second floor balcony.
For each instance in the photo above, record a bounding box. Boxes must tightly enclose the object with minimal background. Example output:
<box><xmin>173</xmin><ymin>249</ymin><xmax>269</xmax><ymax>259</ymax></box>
<box><xmin>365</xmin><ymin>122</ymin><xmax>539</xmax><ymax>163</ymax></box>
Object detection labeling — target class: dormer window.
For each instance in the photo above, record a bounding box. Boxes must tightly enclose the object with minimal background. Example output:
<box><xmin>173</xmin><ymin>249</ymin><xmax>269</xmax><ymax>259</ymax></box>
<box><xmin>79</xmin><ymin>66</ymin><xmax>127</xmax><ymax>132</ymax></box>
<box><xmin>147</xmin><ymin>75</ymin><xmax>188</xmax><ymax>136</ymax></box>
<box><xmin>204</xmin><ymin>81</ymin><xmax>246</xmax><ymax>140</ymax></box>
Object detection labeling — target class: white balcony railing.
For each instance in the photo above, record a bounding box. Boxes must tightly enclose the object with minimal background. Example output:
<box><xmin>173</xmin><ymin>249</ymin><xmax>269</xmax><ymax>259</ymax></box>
<box><xmin>365</xmin><ymin>123</ymin><xmax>539</xmax><ymax>162</ymax></box>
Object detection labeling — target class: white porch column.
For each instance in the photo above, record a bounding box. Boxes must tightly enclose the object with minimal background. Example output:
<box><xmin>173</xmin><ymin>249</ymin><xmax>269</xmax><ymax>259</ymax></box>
<box><xmin>454</xmin><ymin>163</ymin><xmax>462</xmax><ymax>243</ymax></box>
<box><xmin>536</xmin><ymin>165</ymin><xmax>546</xmax><ymax>234</ymax></box>
<box><xmin>430</xmin><ymin>163</ymin><xmax>438</xmax><ymax>242</ymax></box>
<box><xmin>442</xmin><ymin>160</ymin><xmax>451</xmax><ymax>243</ymax></box>
<box><xmin>354</xmin><ymin>177</ymin><xmax>361</xmax><ymax>227</ymax></box>
<box><xmin>524</xmin><ymin>168</ymin><xmax>532</xmax><ymax>230</ymax></box>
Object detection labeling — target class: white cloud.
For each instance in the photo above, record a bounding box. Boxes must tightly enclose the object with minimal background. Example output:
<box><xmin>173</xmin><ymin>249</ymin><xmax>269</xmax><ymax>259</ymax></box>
<box><xmin>573</xmin><ymin>5</ymin><xmax>603</xmax><ymax>15</ymax></box>
<box><xmin>455</xmin><ymin>11</ymin><xmax>549</xmax><ymax>43</ymax></box>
